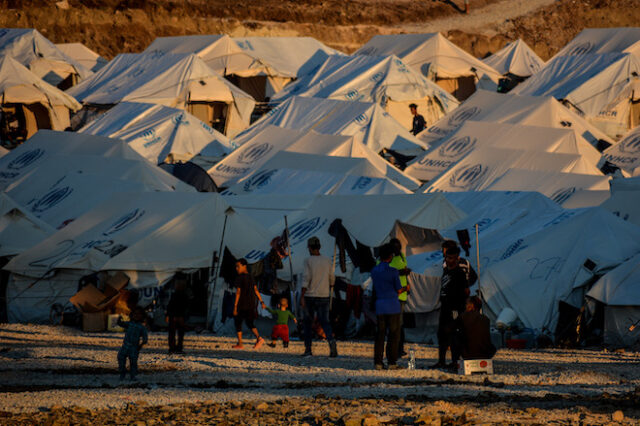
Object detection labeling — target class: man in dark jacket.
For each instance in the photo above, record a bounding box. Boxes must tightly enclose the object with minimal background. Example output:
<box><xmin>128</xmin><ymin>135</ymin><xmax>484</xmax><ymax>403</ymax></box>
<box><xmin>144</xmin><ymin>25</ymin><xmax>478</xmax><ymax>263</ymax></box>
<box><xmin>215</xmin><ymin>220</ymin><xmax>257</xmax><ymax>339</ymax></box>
<box><xmin>166</xmin><ymin>276</ymin><xmax>189</xmax><ymax>354</ymax></box>
<box><xmin>409</xmin><ymin>103</ymin><xmax>426</xmax><ymax>135</ymax></box>
<box><xmin>432</xmin><ymin>245</ymin><xmax>470</xmax><ymax>369</ymax></box>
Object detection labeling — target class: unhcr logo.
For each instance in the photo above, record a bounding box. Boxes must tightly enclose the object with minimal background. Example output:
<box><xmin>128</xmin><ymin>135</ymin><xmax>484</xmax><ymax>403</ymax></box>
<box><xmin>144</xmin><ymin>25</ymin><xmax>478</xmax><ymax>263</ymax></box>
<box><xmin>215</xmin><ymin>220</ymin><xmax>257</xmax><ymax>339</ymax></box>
<box><xmin>354</xmin><ymin>113</ymin><xmax>368</xmax><ymax>125</ymax></box>
<box><xmin>171</xmin><ymin>113</ymin><xmax>189</xmax><ymax>126</ymax></box>
<box><xmin>31</xmin><ymin>187</ymin><xmax>74</xmax><ymax>213</ymax></box>
<box><xmin>619</xmin><ymin>134</ymin><xmax>640</xmax><ymax>154</ymax></box>
<box><xmin>566</xmin><ymin>41</ymin><xmax>593</xmax><ymax>56</ymax></box>
<box><xmin>102</xmin><ymin>208</ymin><xmax>145</xmax><ymax>236</ymax></box>
<box><xmin>438</xmin><ymin>136</ymin><xmax>476</xmax><ymax>158</ymax></box>
<box><xmin>500</xmin><ymin>239</ymin><xmax>528</xmax><ymax>261</ymax></box>
<box><xmin>550</xmin><ymin>187</ymin><xmax>576</xmax><ymax>204</ymax></box>
<box><xmin>242</xmin><ymin>169</ymin><xmax>277</xmax><ymax>192</ymax></box>
<box><xmin>127</xmin><ymin>66</ymin><xmax>145</xmax><ymax>79</ymax></box>
<box><xmin>369</xmin><ymin>72</ymin><xmax>384</xmax><ymax>82</ymax></box>
<box><xmin>237</xmin><ymin>143</ymin><xmax>273</xmax><ymax>165</ymax></box>
<box><xmin>447</xmin><ymin>107</ymin><xmax>480</xmax><ymax>127</ymax></box>
<box><xmin>448</xmin><ymin>164</ymin><xmax>488</xmax><ymax>190</ymax></box>
<box><xmin>351</xmin><ymin>176</ymin><xmax>373</xmax><ymax>190</ymax></box>
<box><xmin>345</xmin><ymin>89</ymin><xmax>360</xmax><ymax>100</ymax></box>
<box><xmin>288</xmin><ymin>217</ymin><xmax>328</xmax><ymax>245</ymax></box>
<box><xmin>8</xmin><ymin>149</ymin><xmax>45</xmax><ymax>170</ymax></box>
<box><xmin>141</xmin><ymin>129</ymin><xmax>156</xmax><ymax>142</ymax></box>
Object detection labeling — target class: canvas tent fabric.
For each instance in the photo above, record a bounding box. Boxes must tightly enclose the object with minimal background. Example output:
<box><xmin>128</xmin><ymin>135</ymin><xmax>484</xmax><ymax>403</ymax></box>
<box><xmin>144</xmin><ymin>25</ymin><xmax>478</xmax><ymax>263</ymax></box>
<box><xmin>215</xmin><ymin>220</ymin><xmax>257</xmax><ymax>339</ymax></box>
<box><xmin>55</xmin><ymin>43</ymin><xmax>107</xmax><ymax>73</ymax></box>
<box><xmin>220</xmin><ymin>151</ymin><xmax>412</xmax><ymax>196</ymax></box>
<box><xmin>67</xmin><ymin>53</ymin><xmax>256</xmax><ymax>137</ymax></box>
<box><xmin>406</xmin><ymin>120</ymin><xmax>601</xmax><ymax>182</ymax></box>
<box><xmin>586</xmin><ymin>253</ymin><xmax>640</xmax><ymax>346</ymax></box>
<box><xmin>423</xmin><ymin>146</ymin><xmax>602</xmax><ymax>193</ymax></box>
<box><xmin>0</xmin><ymin>56</ymin><xmax>81</xmax><ymax>136</ymax></box>
<box><xmin>512</xmin><ymin>53</ymin><xmax>640</xmax><ymax>140</ymax></box>
<box><xmin>205</xmin><ymin>125</ymin><xmax>420</xmax><ymax>190</ymax></box>
<box><xmin>0</xmin><ymin>28</ymin><xmax>91</xmax><ymax>87</ymax></box>
<box><xmin>356</xmin><ymin>33</ymin><xmax>501</xmax><ymax>101</ymax></box>
<box><xmin>271</xmin><ymin>54</ymin><xmax>459</xmax><ymax>131</ymax></box>
<box><xmin>482</xmin><ymin>39</ymin><xmax>545</xmax><ymax>77</ymax></box>
<box><xmin>419</xmin><ymin>90</ymin><xmax>613</xmax><ymax>151</ymax></box>
<box><xmin>79</xmin><ymin>102</ymin><xmax>234</xmax><ymax>164</ymax></box>
<box><xmin>599</xmin><ymin>125</ymin><xmax>640</xmax><ymax>176</ymax></box>
<box><xmin>553</xmin><ymin>28</ymin><xmax>640</xmax><ymax>59</ymax></box>
<box><xmin>233</xmin><ymin>96</ymin><xmax>429</xmax><ymax>155</ymax></box>
<box><xmin>0</xmin><ymin>193</ymin><xmax>54</xmax><ymax>257</ymax></box>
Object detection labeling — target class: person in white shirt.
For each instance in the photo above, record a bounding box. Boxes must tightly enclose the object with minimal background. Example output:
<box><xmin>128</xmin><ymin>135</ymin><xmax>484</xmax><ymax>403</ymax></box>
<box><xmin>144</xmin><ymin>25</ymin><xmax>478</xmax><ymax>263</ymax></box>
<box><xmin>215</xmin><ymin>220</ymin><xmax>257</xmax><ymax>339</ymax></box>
<box><xmin>300</xmin><ymin>236</ymin><xmax>338</xmax><ymax>357</ymax></box>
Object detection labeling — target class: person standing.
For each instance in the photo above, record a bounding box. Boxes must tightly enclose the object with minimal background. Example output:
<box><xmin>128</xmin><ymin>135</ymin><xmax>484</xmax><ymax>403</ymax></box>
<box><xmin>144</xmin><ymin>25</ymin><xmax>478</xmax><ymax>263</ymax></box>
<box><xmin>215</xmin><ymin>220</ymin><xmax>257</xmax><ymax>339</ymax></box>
<box><xmin>441</xmin><ymin>240</ymin><xmax>477</xmax><ymax>289</ymax></box>
<box><xmin>166</xmin><ymin>275</ymin><xmax>188</xmax><ymax>354</ymax></box>
<box><xmin>389</xmin><ymin>238</ymin><xmax>411</xmax><ymax>356</ymax></box>
<box><xmin>371</xmin><ymin>244</ymin><xmax>407</xmax><ymax>370</ymax></box>
<box><xmin>300</xmin><ymin>236</ymin><xmax>338</xmax><ymax>357</ymax></box>
<box><xmin>409</xmin><ymin>103</ymin><xmax>426</xmax><ymax>135</ymax></box>
<box><xmin>233</xmin><ymin>258</ymin><xmax>267</xmax><ymax>349</ymax></box>
<box><xmin>117</xmin><ymin>307</ymin><xmax>148</xmax><ymax>381</ymax></box>
<box><xmin>432</xmin><ymin>245</ymin><xmax>470</xmax><ymax>370</ymax></box>
<box><xmin>452</xmin><ymin>296</ymin><xmax>496</xmax><ymax>363</ymax></box>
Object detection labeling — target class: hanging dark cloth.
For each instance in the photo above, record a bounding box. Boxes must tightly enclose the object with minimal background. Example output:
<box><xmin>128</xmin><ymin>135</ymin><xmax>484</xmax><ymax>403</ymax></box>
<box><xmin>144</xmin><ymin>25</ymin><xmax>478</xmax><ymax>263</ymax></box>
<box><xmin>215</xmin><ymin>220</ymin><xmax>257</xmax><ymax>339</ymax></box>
<box><xmin>219</xmin><ymin>247</ymin><xmax>238</xmax><ymax>285</ymax></box>
<box><xmin>355</xmin><ymin>241</ymin><xmax>376</xmax><ymax>273</ymax></box>
<box><xmin>328</xmin><ymin>219</ymin><xmax>359</xmax><ymax>273</ymax></box>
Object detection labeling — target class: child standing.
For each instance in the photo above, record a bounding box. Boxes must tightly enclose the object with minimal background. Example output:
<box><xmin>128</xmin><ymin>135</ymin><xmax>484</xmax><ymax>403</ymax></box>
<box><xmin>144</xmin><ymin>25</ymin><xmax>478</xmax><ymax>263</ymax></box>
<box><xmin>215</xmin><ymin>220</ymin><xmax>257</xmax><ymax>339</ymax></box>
<box><xmin>117</xmin><ymin>307</ymin><xmax>148</xmax><ymax>381</ymax></box>
<box><xmin>233</xmin><ymin>258</ymin><xmax>267</xmax><ymax>349</ymax></box>
<box><xmin>266</xmin><ymin>297</ymin><xmax>297</xmax><ymax>348</ymax></box>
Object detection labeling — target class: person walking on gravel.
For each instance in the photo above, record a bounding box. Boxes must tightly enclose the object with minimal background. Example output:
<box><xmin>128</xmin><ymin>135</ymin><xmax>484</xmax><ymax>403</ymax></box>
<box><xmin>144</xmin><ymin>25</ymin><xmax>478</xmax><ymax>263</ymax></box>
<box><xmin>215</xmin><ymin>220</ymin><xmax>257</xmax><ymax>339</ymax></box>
<box><xmin>117</xmin><ymin>307</ymin><xmax>148</xmax><ymax>381</ymax></box>
<box><xmin>233</xmin><ymin>258</ymin><xmax>267</xmax><ymax>350</ymax></box>
<box><xmin>300</xmin><ymin>236</ymin><xmax>338</xmax><ymax>357</ymax></box>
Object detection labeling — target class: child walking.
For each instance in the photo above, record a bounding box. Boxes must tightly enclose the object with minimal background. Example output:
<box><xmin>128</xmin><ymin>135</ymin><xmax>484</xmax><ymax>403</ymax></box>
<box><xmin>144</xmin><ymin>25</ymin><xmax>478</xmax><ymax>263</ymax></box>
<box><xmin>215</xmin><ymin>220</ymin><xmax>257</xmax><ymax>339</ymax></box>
<box><xmin>266</xmin><ymin>297</ymin><xmax>297</xmax><ymax>348</ymax></box>
<box><xmin>233</xmin><ymin>258</ymin><xmax>267</xmax><ymax>349</ymax></box>
<box><xmin>117</xmin><ymin>307</ymin><xmax>148</xmax><ymax>381</ymax></box>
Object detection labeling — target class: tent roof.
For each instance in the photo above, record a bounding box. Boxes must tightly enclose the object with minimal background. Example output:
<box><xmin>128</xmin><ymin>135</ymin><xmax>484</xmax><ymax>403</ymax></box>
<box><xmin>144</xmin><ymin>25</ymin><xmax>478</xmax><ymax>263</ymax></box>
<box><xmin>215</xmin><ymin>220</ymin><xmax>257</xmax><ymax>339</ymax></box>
<box><xmin>55</xmin><ymin>42</ymin><xmax>107</xmax><ymax>73</ymax></box>
<box><xmin>587</xmin><ymin>253</ymin><xmax>640</xmax><ymax>306</ymax></box>
<box><xmin>235</xmin><ymin>96</ymin><xmax>428</xmax><ymax>155</ymax></box>
<box><xmin>553</xmin><ymin>27</ymin><xmax>640</xmax><ymax>58</ymax></box>
<box><xmin>356</xmin><ymin>33</ymin><xmax>501</xmax><ymax>81</ymax></box>
<box><xmin>0</xmin><ymin>193</ymin><xmax>54</xmax><ymax>257</ymax></box>
<box><xmin>0</xmin><ymin>56</ymin><xmax>81</xmax><ymax>110</ymax></box>
<box><xmin>600</xmin><ymin>125</ymin><xmax>640</xmax><ymax>176</ymax></box>
<box><xmin>482</xmin><ymin>39</ymin><xmax>545</xmax><ymax>77</ymax></box>
<box><xmin>79</xmin><ymin>101</ymin><xmax>233</xmax><ymax>164</ymax></box>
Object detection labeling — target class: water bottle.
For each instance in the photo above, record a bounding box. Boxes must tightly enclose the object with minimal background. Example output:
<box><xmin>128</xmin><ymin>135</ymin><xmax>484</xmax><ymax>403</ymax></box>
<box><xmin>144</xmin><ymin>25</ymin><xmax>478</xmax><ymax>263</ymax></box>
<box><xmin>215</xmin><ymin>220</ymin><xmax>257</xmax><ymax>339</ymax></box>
<box><xmin>408</xmin><ymin>347</ymin><xmax>416</xmax><ymax>370</ymax></box>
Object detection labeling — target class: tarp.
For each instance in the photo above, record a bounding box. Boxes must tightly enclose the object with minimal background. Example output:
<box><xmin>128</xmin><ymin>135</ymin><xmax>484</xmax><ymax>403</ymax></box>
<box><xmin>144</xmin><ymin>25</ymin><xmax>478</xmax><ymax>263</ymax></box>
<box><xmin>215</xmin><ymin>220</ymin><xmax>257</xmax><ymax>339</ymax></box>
<box><xmin>482</xmin><ymin>39</ymin><xmax>545</xmax><ymax>77</ymax></box>
<box><xmin>419</xmin><ymin>90</ymin><xmax>614</xmax><ymax>150</ymax></box>
<box><xmin>406</xmin><ymin>120</ymin><xmax>601</xmax><ymax>181</ymax></box>
<box><xmin>79</xmin><ymin>101</ymin><xmax>234</xmax><ymax>164</ymax></box>
<box><xmin>599</xmin><ymin>126</ymin><xmax>640</xmax><ymax>176</ymax></box>
<box><xmin>234</xmin><ymin>96</ymin><xmax>428</xmax><ymax>155</ymax></box>
<box><xmin>601</xmin><ymin>190</ymin><xmax>640</xmax><ymax>227</ymax></box>
<box><xmin>67</xmin><ymin>53</ymin><xmax>256</xmax><ymax>137</ymax></box>
<box><xmin>220</xmin><ymin>151</ymin><xmax>412</xmax><ymax>196</ymax></box>
<box><xmin>424</xmin><ymin>146</ymin><xmax>602</xmax><ymax>193</ymax></box>
<box><xmin>0</xmin><ymin>193</ymin><xmax>54</xmax><ymax>257</ymax></box>
<box><xmin>512</xmin><ymin>53</ymin><xmax>640</xmax><ymax>139</ymax></box>
<box><xmin>553</xmin><ymin>27</ymin><xmax>640</xmax><ymax>58</ymax></box>
<box><xmin>356</xmin><ymin>33</ymin><xmax>501</xmax><ymax>82</ymax></box>
<box><xmin>55</xmin><ymin>42</ymin><xmax>107</xmax><ymax>73</ymax></box>
<box><xmin>271</xmin><ymin>54</ymin><xmax>459</xmax><ymax>129</ymax></box>
<box><xmin>0</xmin><ymin>28</ymin><xmax>91</xmax><ymax>84</ymax></box>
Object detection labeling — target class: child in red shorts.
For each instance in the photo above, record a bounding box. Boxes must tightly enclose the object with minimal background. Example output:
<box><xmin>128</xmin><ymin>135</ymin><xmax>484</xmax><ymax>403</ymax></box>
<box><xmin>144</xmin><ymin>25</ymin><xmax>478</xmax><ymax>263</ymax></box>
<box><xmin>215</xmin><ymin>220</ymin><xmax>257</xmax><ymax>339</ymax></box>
<box><xmin>266</xmin><ymin>297</ymin><xmax>297</xmax><ymax>348</ymax></box>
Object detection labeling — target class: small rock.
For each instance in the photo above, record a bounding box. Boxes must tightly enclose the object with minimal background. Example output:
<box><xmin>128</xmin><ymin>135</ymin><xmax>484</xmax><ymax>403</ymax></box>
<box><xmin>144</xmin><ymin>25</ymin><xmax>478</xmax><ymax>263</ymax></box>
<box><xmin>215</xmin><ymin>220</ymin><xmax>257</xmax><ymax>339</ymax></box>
<box><xmin>612</xmin><ymin>411</ymin><xmax>624</xmax><ymax>422</ymax></box>
<box><xmin>344</xmin><ymin>415</ymin><xmax>363</xmax><ymax>426</ymax></box>
<box><xmin>256</xmin><ymin>402</ymin><xmax>269</xmax><ymax>411</ymax></box>
<box><xmin>55</xmin><ymin>0</ymin><xmax>70</xmax><ymax>10</ymax></box>
<box><xmin>231</xmin><ymin>401</ymin><xmax>243</xmax><ymax>408</ymax></box>
<box><xmin>363</xmin><ymin>414</ymin><xmax>379</xmax><ymax>426</ymax></box>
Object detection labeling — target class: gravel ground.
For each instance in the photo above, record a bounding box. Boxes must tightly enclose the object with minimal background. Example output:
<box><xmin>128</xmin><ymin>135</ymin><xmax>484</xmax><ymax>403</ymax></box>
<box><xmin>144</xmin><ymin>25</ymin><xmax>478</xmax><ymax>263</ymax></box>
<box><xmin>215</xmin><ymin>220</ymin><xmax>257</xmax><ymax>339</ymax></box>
<box><xmin>1</xmin><ymin>324</ymin><xmax>639</xmax><ymax>423</ymax></box>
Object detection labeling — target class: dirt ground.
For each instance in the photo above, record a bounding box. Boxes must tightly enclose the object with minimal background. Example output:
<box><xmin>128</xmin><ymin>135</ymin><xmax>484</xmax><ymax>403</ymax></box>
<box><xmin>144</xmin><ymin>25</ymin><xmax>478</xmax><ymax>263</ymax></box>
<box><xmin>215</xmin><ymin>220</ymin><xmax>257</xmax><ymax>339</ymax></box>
<box><xmin>1</xmin><ymin>324</ymin><xmax>639</xmax><ymax>424</ymax></box>
<box><xmin>1</xmin><ymin>0</ymin><xmax>639</xmax><ymax>60</ymax></box>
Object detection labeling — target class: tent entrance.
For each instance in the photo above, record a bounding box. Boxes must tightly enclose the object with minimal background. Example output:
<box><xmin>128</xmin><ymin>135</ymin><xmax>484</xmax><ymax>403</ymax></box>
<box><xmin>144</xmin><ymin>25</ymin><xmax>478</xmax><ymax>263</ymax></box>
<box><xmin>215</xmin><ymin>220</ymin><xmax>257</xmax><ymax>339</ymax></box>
<box><xmin>188</xmin><ymin>101</ymin><xmax>229</xmax><ymax>135</ymax></box>
<box><xmin>0</xmin><ymin>104</ymin><xmax>28</xmax><ymax>147</ymax></box>
<box><xmin>23</xmin><ymin>103</ymin><xmax>52</xmax><ymax>137</ymax></box>
<box><xmin>227</xmin><ymin>75</ymin><xmax>267</xmax><ymax>102</ymax></box>
<box><xmin>436</xmin><ymin>76</ymin><xmax>476</xmax><ymax>102</ymax></box>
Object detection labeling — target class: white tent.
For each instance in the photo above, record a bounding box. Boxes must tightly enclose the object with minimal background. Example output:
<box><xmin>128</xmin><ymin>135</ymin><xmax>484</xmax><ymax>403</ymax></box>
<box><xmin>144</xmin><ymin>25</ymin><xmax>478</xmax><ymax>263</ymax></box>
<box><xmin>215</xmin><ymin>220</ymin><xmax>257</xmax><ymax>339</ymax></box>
<box><xmin>0</xmin><ymin>56</ymin><xmax>81</xmax><ymax>139</ymax></box>
<box><xmin>67</xmin><ymin>53</ymin><xmax>256</xmax><ymax>137</ymax></box>
<box><xmin>482</xmin><ymin>39</ymin><xmax>545</xmax><ymax>78</ymax></box>
<box><xmin>553</xmin><ymin>28</ymin><xmax>640</xmax><ymax>58</ymax></box>
<box><xmin>79</xmin><ymin>102</ymin><xmax>234</xmax><ymax>164</ymax></box>
<box><xmin>419</xmin><ymin>90</ymin><xmax>614</xmax><ymax>151</ymax></box>
<box><xmin>55</xmin><ymin>42</ymin><xmax>107</xmax><ymax>73</ymax></box>
<box><xmin>587</xmin><ymin>253</ymin><xmax>640</xmax><ymax>346</ymax></box>
<box><xmin>424</xmin><ymin>146</ymin><xmax>602</xmax><ymax>193</ymax></box>
<box><xmin>0</xmin><ymin>28</ymin><xmax>91</xmax><ymax>89</ymax></box>
<box><xmin>4</xmin><ymin>191</ymin><xmax>273</xmax><ymax>323</ymax></box>
<box><xmin>0</xmin><ymin>193</ymin><xmax>54</xmax><ymax>257</ymax></box>
<box><xmin>599</xmin><ymin>125</ymin><xmax>640</xmax><ymax>176</ymax></box>
<box><xmin>406</xmin><ymin>120</ymin><xmax>601</xmax><ymax>182</ymax></box>
<box><xmin>271</xmin><ymin>54</ymin><xmax>459</xmax><ymax>130</ymax></box>
<box><xmin>356</xmin><ymin>33</ymin><xmax>501</xmax><ymax>101</ymax></box>
<box><xmin>512</xmin><ymin>53</ymin><xmax>640</xmax><ymax>140</ymax></box>
<box><xmin>221</xmin><ymin>151</ymin><xmax>412</xmax><ymax>196</ymax></box>
<box><xmin>235</xmin><ymin>96</ymin><xmax>428</xmax><ymax>155</ymax></box>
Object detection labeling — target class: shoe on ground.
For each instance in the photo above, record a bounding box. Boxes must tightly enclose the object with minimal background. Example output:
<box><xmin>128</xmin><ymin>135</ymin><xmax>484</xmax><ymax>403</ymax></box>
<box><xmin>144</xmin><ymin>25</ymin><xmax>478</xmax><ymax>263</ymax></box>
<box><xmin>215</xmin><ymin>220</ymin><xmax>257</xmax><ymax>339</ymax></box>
<box><xmin>283</xmin><ymin>341</ymin><xmax>289</xmax><ymax>348</ymax></box>
<box><xmin>329</xmin><ymin>340</ymin><xmax>338</xmax><ymax>358</ymax></box>
<box><xmin>374</xmin><ymin>364</ymin><xmax>384</xmax><ymax>370</ymax></box>
<box><xmin>267</xmin><ymin>342</ymin><xmax>276</xmax><ymax>348</ymax></box>
<box><xmin>388</xmin><ymin>364</ymin><xmax>405</xmax><ymax>370</ymax></box>
<box><xmin>254</xmin><ymin>337</ymin><xmax>265</xmax><ymax>349</ymax></box>
<box><xmin>232</xmin><ymin>344</ymin><xmax>244</xmax><ymax>349</ymax></box>
<box><xmin>301</xmin><ymin>350</ymin><xmax>313</xmax><ymax>357</ymax></box>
